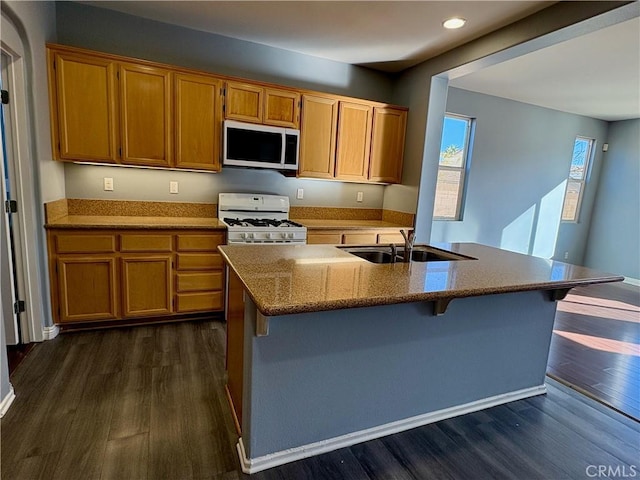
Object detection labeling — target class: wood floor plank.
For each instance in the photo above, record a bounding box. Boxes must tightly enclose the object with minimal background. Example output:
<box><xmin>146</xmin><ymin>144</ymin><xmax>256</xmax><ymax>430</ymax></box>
<box><xmin>107</xmin><ymin>366</ymin><xmax>152</xmax><ymax>440</ymax></box>
<box><xmin>52</xmin><ymin>372</ymin><xmax>121</xmax><ymax>480</ymax></box>
<box><xmin>101</xmin><ymin>433</ymin><xmax>149</xmax><ymax>480</ymax></box>
<box><xmin>349</xmin><ymin>439</ymin><xmax>416</xmax><ymax>480</ymax></box>
<box><xmin>148</xmin><ymin>364</ymin><xmax>194</xmax><ymax>479</ymax></box>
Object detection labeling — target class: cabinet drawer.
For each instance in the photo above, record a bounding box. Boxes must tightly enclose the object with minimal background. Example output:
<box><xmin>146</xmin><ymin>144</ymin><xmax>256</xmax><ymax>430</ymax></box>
<box><xmin>307</xmin><ymin>233</ymin><xmax>343</xmax><ymax>245</ymax></box>
<box><xmin>176</xmin><ymin>253</ymin><xmax>222</xmax><ymax>270</ymax></box>
<box><xmin>56</xmin><ymin>234</ymin><xmax>116</xmax><ymax>253</ymax></box>
<box><xmin>342</xmin><ymin>233</ymin><xmax>377</xmax><ymax>245</ymax></box>
<box><xmin>176</xmin><ymin>291</ymin><xmax>223</xmax><ymax>313</ymax></box>
<box><xmin>377</xmin><ymin>233</ymin><xmax>405</xmax><ymax>244</ymax></box>
<box><xmin>176</xmin><ymin>272</ymin><xmax>223</xmax><ymax>292</ymax></box>
<box><xmin>176</xmin><ymin>234</ymin><xmax>224</xmax><ymax>252</ymax></box>
<box><xmin>121</xmin><ymin>234</ymin><xmax>172</xmax><ymax>252</ymax></box>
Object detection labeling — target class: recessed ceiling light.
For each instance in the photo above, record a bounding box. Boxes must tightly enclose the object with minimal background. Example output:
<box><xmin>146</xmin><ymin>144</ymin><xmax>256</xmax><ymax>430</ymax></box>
<box><xmin>443</xmin><ymin>17</ymin><xmax>466</xmax><ymax>29</ymax></box>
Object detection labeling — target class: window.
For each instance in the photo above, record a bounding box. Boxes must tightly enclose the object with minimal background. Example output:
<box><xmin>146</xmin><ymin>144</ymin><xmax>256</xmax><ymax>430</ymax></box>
<box><xmin>561</xmin><ymin>136</ymin><xmax>594</xmax><ymax>222</ymax></box>
<box><xmin>433</xmin><ymin>114</ymin><xmax>473</xmax><ymax>220</ymax></box>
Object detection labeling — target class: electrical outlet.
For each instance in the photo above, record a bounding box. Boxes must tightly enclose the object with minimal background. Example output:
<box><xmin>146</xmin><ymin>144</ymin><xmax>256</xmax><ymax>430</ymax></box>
<box><xmin>296</xmin><ymin>188</ymin><xmax>304</xmax><ymax>199</ymax></box>
<box><xmin>356</xmin><ymin>191</ymin><xmax>364</xmax><ymax>202</ymax></box>
<box><xmin>170</xmin><ymin>181</ymin><xmax>179</xmax><ymax>194</ymax></box>
<box><xmin>103</xmin><ymin>177</ymin><xmax>113</xmax><ymax>191</ymax></box>
<box><xmin>564</xmin><ymin>252</ymin><xmax>569</xmax><ymax>260</ymax></box>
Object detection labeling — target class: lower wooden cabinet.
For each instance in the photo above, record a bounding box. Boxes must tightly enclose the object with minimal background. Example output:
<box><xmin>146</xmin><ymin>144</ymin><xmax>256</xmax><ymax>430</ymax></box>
<box><xmin>57</xmin><ymin>256</ymin><xmax>118</xmax><ymax>323</ymax></box>
<box><xmin>307</xmin><ymin>229</ymin><xmax>407</xmax><ymax>245</ymax></box>
<box><xmin>121</xmin><ymin>255</ymin><xmax>172</xmax><ymax>317</ymax></box>
<box><xmin>47</xmin><ymin>229</ymin><xmax>225</xmax><ymax>325</ymax></box>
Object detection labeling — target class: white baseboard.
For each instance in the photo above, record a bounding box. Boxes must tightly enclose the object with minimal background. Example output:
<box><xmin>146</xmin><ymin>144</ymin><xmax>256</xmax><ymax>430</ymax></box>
<box><xmin>624</xmin><ymin>277</ymin><xmax>640</xmax><ymax>286</ymax></box>
<box><xmin>236</xmin><ymin>384</ymin><xmax>547</xmax><ymax>474</ymax></box>
<box><xmin>42</xmin><ymin>325</ymin><xmax>59</xmax><ymax>340</ymax></box>
<box><xmin>0</xmin><ymin>385</ymin><xmax>16</xmax><ymax>418</ymax></box>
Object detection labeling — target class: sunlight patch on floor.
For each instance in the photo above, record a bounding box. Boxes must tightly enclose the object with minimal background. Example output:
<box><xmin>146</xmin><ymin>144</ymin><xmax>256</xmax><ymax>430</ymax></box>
<box><xmin>553</xmin><ymin>330</ymin><xmax>640</xmax><ymax>357</ymax></box>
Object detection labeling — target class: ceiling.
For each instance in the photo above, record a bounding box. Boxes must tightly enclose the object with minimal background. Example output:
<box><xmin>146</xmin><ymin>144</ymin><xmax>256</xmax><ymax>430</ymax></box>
<box><xmin>78</xmin><ymin>1</ymin><xmax>639</xmax><ymax>121</ymax></box>
<box><xmin>449</xmin><ymin>16</ymin><xmax>640</xmax><ymax>122</ymax></box>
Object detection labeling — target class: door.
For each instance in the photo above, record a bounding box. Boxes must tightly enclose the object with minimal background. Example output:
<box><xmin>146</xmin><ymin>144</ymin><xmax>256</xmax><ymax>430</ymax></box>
<box><xmin>369</xmin><ymin>107</ymin><xmax>407</xmax><ymax>183</ymax></box>
<box><xmin>51</xmin><ymin>51</ymin><xmax>118</xmax><ymax>163</ymax></box>
<box><xmin>120</xmin><ymin>63</ymin><xmax>172</xmax><ymax>167</ymax></box>
<box><xmin>57</xmin><ymin>256</ymin><xmax>118</xmax><ymax>323</ymax></box>
<box><xmin>121</xmin><ymin>255</ymin><xmax>172</xmax><ymax>317</ymax></box>
<box><xmin>298</xmin><ymin>95</ymin><xmax>338</xmax><ymax>179</ymax></box>
<box><xmin>335</xmin><ymin>101</ymin><xmax>372</xmax><ymax>181</ymax></box>
<box><xmin>1</xmin><ymin>53</ymin><xmax>24</xmax><ymax>345</ymax></box>
<box><xmin>174</xmin><ymin>73</ymin><xmax>222</xmax><ymax>171</ymax></box>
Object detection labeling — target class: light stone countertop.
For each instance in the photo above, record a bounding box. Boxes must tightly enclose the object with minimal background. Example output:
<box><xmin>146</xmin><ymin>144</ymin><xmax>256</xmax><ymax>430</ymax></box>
<box><xmin>45</xmin><ymin>215</ymin><xmax>227</xmax><ymax>230</ymax></box>
<box><xmin>218</xmin><ymin>242</ymin><xmax>624</xmax><ymax>316</ymax></box>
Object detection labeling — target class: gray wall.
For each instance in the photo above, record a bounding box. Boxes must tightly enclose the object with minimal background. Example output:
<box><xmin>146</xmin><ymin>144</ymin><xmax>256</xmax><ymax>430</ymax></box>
<box><xmin>386</xmin><ymin>1</ymin><xmax>638</xmax><ymax>241</ymax></box>
<box><xmin>584</xmin><ymin>119</ymin><xmax>640</xmax><ymax>279</ymax></box>
<box><xmin>56</xmin><ymin>2</ymin><xmax>393</xmax><ymax>209</ymax></box>
<box><xmin>431</xmin><ymin>88</ymin><xmax>609</xmax><ymax>263</ymax></box>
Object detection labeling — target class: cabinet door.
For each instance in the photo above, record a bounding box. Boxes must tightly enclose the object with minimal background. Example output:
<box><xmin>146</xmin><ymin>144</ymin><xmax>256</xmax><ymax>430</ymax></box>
<box><xmin>57</xmin><ymin>257</ymin><xmax>118</xmax><ymax>323</ymax></box>
<box><xmin>175</xmin><ymin>73</ymin><xmax>223</xmax><ymax>171</ymax></box>
<box><xmin>342</xmin><ymin>232</ymin><xmax>377</xmax><ymax>245</ymax></box>
<box><xmin>121</xmin><ymin>255</ymin><xmax>172</xmax><ymax>317</ymax></box>
<box><xmin>369</xmin><ymin>107</ymin><xmax>407</xmax><ymax>183</ymax></box>
<box><xmin>306</xmin><ymin>232</ymin><xmax>343</xmax><ymax>244</ymax></box>
<box><xmin>298</xmin><ymin>95</ymin><xmax>338</xmax><ymax>179</ymax></box>
<box><xmin>225</xmin><ymin>82</ymin><xmax>263</xmax><ymax>123</ymax></box>
<box><xmin>52</xmin><ymin>52</ymin><xmax>118</xmax><ymax>163</ymax></box>
<box><xmin>335</xmin><ymin>102</ymin><xmax>372</xmax><ymax>182</ymax></box>
<box><xmin>226</xmin><ymin>270</ymin><xmax>245</xmax><ymax>431</ymax></box>
<box><xmin>264</xmin><ymin>88</ymin><xmax>300</xmax><ymax>128</ymax></box>
<box><xmin>120</xmin><ymin>63</ymin><xmax>172</xmax><ymax>167</ymax></box>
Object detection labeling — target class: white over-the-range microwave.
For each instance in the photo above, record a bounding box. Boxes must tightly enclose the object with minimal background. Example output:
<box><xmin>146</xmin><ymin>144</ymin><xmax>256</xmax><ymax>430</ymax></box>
<box><xmin>222</xmin><ymin>120</ymin><xmax>299</xmax><ymax>171</ymax></box>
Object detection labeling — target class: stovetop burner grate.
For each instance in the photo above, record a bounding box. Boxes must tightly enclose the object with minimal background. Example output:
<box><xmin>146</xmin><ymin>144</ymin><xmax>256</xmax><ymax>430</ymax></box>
<box><xmin>223</xmin><ymin>217</ymin><xmax>304</xmax><ymax>228</ymax></box>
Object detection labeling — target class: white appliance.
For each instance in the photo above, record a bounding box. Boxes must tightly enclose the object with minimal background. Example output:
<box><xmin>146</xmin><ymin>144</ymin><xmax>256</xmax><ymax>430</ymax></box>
<box><xmin>218</xmin><ymin>193</ymin><xmax>307</xmax><ymax>244</ymax></box>
<box><xmin>222</xmin><ymin>120</ymin><xmax>299</xmax><ymax>171</ymax></box>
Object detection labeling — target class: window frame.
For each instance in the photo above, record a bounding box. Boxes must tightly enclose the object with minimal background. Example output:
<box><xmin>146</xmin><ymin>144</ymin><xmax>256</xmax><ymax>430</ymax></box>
<box><xmin>433</xmin><ymin>113</ymin><xmax>474</xmax><ymax>221</ymax></box>
<box><xmin>561</xmin><ymin>136</ymin><xmax>594</xmax><ymax>223</ymax></box>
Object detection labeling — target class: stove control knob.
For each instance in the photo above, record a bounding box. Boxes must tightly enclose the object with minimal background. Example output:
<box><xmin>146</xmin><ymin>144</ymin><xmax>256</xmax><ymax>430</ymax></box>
<box><xmin>267</xmin><ymin>233</ymin><xmax>274</xmax><ymax>239</ymax></box>
<box><xmin>287</xmin><ymin>232</ymin><xmax>294</xmax><ymax>239</ymax></box>
<box><xmin>281</xmin><ymin>232</ymin><xmax>287</xmax><ymax>239</ymax></box>
<box><xmin>240</xmin><ymin>233</ymin><xmax>247</xmax><ymax>239</ymax></box>
<box><xmin>248</xmin><ymin>233</ymin><xmax>254</xmax><ymax>239</ymax></box>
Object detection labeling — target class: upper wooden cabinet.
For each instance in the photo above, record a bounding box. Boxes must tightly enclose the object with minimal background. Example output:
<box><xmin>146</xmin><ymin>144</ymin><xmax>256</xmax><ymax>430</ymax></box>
<box><xmin>369</xmin><ymin>107</ymin><xmax>407</xmax><ymax>184</ymax></box>
<box><xmin>119</xmin><ymin>63</ymin><xmax>172</xmax><ymax>167</ymax></box>
<box><xmin>225</xmin><ymin>81</ymin><xmax>300</xmax><ymax>128</ymax></box>
<box><xmin>298</xmin><ymin>95</ymin><xmax>338</xmax><ymax>179</ymax></box>
<box><xmin>298</xmin><ymin>97</ymin><xmax>406</xmax><ymax>184</ymax></box>
<box><xmin>46</xmin><ymin>44</ymin><xmax>406</xmax><ymax>183</ymax></box>
<box><xmin>335</xmin><ymin>102</ymin><xmax>373</xmax><ymax>182</ymax></box>
<box><xmin>49</xmin><ymin>51</ymin><xmax>118</xmax><ymax>163</ymax></box>
<box><xmin>175</xmin><ymin>73</ymin><xmax>223</xmax><ymax>171</ymax></box>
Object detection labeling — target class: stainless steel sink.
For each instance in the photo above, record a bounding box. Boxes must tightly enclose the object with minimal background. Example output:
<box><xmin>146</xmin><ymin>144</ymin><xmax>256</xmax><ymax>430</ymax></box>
<box><xmin>338</xmin><ymin>244</ymin><xmax>475</xmax><ymax>263</ymax></box>
<box><xmin>346</xmin><ymin>250</ymin><xmax>400</xmax><ymax>264</ymax></box>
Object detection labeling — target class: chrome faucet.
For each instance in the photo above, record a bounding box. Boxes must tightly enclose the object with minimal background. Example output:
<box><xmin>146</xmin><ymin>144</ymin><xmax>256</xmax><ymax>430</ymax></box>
<box><xmin>400</xmin><ymin>229</ymin><xmax>415</xmax><ymax>262</ymax></box>
<box><xmin>389</xmin><ymin>243</ymin><xmax>397</xmax><ymax>263</ymax></box>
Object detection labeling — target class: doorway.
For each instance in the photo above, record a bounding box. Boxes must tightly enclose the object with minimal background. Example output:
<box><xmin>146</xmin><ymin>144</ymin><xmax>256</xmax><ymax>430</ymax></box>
<box><xmin>1</xmin><ymin>52</ymin><xmax>34</xmax><ymax>373</ymax></box>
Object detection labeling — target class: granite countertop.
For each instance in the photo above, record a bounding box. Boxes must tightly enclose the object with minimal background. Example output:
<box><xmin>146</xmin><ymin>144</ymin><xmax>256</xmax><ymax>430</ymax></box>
<box><xmin>45</xmin><ymin>215</ymin><xmax>227</xmax><ymax>230</ymax></box>
<box><xmin>294</xmin><ymin>219</ymin><xmax>411</xmax><ymax>230</ymax></box>
<box><xmin>218</xmin><ymin>242</ymin><xmax>623</xmax><ymax>316</ymax></box>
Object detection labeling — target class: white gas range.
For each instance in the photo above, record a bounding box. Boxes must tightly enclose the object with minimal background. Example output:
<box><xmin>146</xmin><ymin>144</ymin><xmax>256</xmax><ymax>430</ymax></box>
<box><xmin>218</xmin><ymin>193</ymin><xmax>307</xmax><ymax>244</ymax></box>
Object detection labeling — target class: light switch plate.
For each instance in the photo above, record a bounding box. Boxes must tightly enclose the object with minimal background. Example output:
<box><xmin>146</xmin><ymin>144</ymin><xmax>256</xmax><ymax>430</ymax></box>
<box><xmin>170</xmin><ymin>181</ymin><xmax>179</xmax><ymax>194</ymax></box>
<box><xmin>296</xmin><ymin>188</ymin><xmax>304</xmax><ymax>199</ymax></box>
<box><xmin>103</xmin><ymin>177</ymin><xmax>113</xmax><ymax>191</ymax></box>
<box><xmin>356</xmin><ymin>191</ymin><xmax>363</xmax><ymax>202</ymax></box>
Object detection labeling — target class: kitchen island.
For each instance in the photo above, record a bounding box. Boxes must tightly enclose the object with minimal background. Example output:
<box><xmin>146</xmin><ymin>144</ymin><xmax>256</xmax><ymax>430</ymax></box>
<box><xmin>218</xmin><ymin>242</ymin><xmax>622</xmax><ymax>474</ymax></box>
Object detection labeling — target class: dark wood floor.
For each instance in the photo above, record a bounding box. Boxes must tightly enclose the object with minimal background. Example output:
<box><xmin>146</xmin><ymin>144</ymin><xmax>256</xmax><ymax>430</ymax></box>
<box><xmin>3</xmin><ymin>317</ymin><xmax>639</xmax><ymax>479</ymax></box>
<box><xmin>548</xmin><ymin>281</ymin><xmax>640</xmax><ymax>420</ymax></box>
